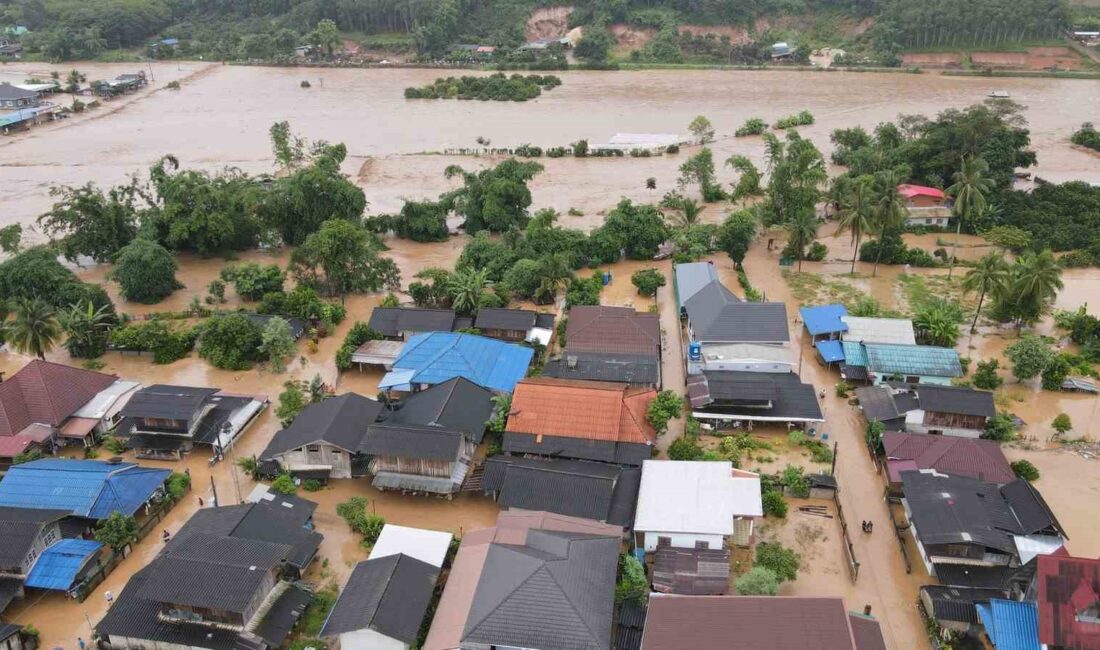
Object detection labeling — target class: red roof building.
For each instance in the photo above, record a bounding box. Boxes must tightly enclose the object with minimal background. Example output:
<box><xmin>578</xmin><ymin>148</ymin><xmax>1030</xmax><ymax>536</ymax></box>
<box><xmin>883</xmin><ymin>432</ymin><xmax>1015</xmax><ymax>485</ymax></box>
<box><xmin>1038</xmin><ymin>551</ymin><xmax>1100</xmax><ymax>649</ymax></box>
<box><xmin>897</xmin><ymin>184</ymin><xmax>948</xmax><ymax>208</ymax></box>
<box><xmin>0</xmin><ymin>360</ymin><xmax>117</xmax><ymax>457</ymax></box>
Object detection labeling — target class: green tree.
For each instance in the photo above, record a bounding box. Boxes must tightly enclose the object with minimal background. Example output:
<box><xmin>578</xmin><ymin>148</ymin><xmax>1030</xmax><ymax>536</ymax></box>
<box><xmin>763</xmin><ymin>131</ymin><xmax>827</xmax><ymax>227</ymax></box>
<box><xmin>597</xmin><ymin>200</ymin><xmax>670</xmax><ymax>260</ymax></box>
<box><xmin>112</xmin><ymin>239</ymin><xmax>181</xmax><ymax>304</ymax></box>
<box><xmin>276</xmin><ymin>380</ymin><xmax>308</xmax><ymax>426</ymax></box>
<box><xmin>260</xmin><ymin>144</ymin><xmax>367</xmax><ymax>246</ymax></box>
<box><xmin>1052</xmin><ymin>413</ymin><xmax>1073</xmax><ymax>436</ymax></box>
<box><xmin>784</xmin><ymin>210</ymin><xmax>819</xmax><ymax>272</ymax></box>
<box><xmin>260</xmin><ymin>316</ymin><xmax>296</xmax><ymax>373</ymax></box>
<box><xmin>269</xmin><ymin>121</ymin><xmax>306</xmax><ymax>171</ymax></box>
<box><xmin>198</xmin><ymin>313</ymin><xmax>264</xmax><ymax>370</ymax></box>
<box><xmin>565</xmin><ymin>275</ymin><xmax>602</xmax><ymax>307</ymax></box>
<box><xmin>615</xmin><ymin>554</ymin><xmax>648</xmax><ymax>604</ymax></box>
<box><xmin>963</xmin><ymin>253</ymin><xmax>1011</xmax><ymax>333</ymax></box>
<box><xmin>237</xmin><ymin>456</ymin><xmax>261</xmax><ymax>480</ymax></box>
<box><xmin>668</xmin><ymin>435</ymin><xmax>704</xmax><ymax>460</ymax></box>
<box><xmin>835</xmin><ymin>176</ymin><xmax>874</xmax><ymax>275</ymax></box>
<box><xmin>1041</xmin><ymin>354</ymin><xmax>1071</xmax><ymax>391</ymax></box>
<box><xmin>59</xmin><ymin>300</ymin><xmax>115</xmax><ymax>359</ymax></box>
<box><xmin>384</xmin><ymin>200</ymin><xmax>449</xmax><ymax>243</ymax></box>
<box><xmin>1004</xmin><ymin>250</ymin><xmax>1063</xmax><ymax>328</ymax></box>
<box><xmin>631</xmin><ymin>268</ymin><xmax>666</xmax><ymax>297</ymax></box>
<box><xmin>221</xmin><ymin>263</ymin><xmax>285</xmax><ymax>301</ymax></box>
<box><xmin>574</xmin><ymin>26</ymin><xmax>612</xmax><ymax>62</ymax></box>
<box><xmin>913</xmin><ymin>301</ymin><xmax>961</xmax><ymax>347</ymax></box>
<box><xmin>688</xmin><ymin>115</ymin><xmax>715</xmax><ymax>144</ymax></box>
<box><xmin>716</xmin><ymin>209</ymin><xmax>757</xmax><ymax>266</ymax></box>
<box><xmin>755</xmin><ymin>542</ymin><xmax>800</xmax><ymax>582</ymax></box>
<box><xmin>647</xmin><ymin>390</ymin><xmax>683</xmax><ymax>435</ymax></box>
<box><xmin>678</xmin><ymin>148</ymin><xmax>721</xmax><ymax>201</ymax></box>
<box><xmin>0</xmin><ymin>225</ymin><xmax>22</xmax><ymax>254</ymax></box>
<box><xmin>271</xmin><ymin>473</ymin><xmax>298</xmax><ymax>495</ymax></box>
<box><xmin>762</xmin><ymin>490</ymin><xmax>788</xmax><ymax>517</ymax></box>
<box><xmin>735</xmin><ymin>567</ymin><xmax>780</xmax><ymax>595</ymax></box>
<box><xmin>38</xmin><ymin>182</ymin><xmax>138</xmax><ymax>263</ymax></box>
<box><xmin>972</xmin><ymin>359</ymin><xmax>1003</xmax><ymax>390</ymax></box>
<box><xmin>448</xmin><ymin>266</ymin><xmax>492</xmax><ymax>315</ymax></box>
<box><xmin>946</xmin><ymin>156</ymin><xmax>994</xmax><ymax>278</ymax></box>
<box><xmin>868</xmin><ymin>170</ymin><xmax>908</xmax><ymax>277</ymax></box>
<box><xmin>442</xmin><ymin>159</ymin><xmax>543</xmax><ymax>234</ymax></box>
<box><xmin>308</xmin><ymin>19</ymin><xmax>341</xmax><ymax>57</ymax></box>
<box><xmin>1011</xmin><ymin>460</ymin><xmax>1040</xmax><ymax>481</ymax></box>
<box><xmin>290</xmin><ymin>220</ymin><xmax>400</xmax><ymax>296</ymax></box>
<box><xmin>94</xmin><ymin>512</ymin><xmax>138</xmax><ymax>552</ymax></box>
<box><xmin>669</xmin><ymin>197</ymin><xmax>703</xmax><ymax>227</ymax></box>
<box><xmin>726</xmin><ymin>155</ymin><xmax>763</xmax><ymax>200</ymax></box>
<box><xmin>4</xmin><ymin>298</ymin><xmax>61</xmax><ymax>360</ymax></box>
<box><xmin>983</xmin><ymin>412</ymin><xmax>1016</xmax><ymax>441</ymax></box>
<box><xmin>1005</xmin><ymin>336</ymin><xmax>1054</xmax><ymax>381</ymax></box>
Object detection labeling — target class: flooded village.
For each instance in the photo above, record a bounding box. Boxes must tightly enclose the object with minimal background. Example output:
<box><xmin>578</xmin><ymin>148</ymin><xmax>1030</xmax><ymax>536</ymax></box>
<box><xmin>0</xmin><ymin>56</ymin><xmax>1099</xmax><ymax>650</ymax></box>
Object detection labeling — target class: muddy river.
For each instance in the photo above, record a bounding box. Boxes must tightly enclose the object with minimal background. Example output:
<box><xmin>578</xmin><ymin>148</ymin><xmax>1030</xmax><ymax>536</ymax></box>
<box><xmin>1</xmin><ymin>62</ymin><xmax>1100</xmax><ymax>650</ymax></box>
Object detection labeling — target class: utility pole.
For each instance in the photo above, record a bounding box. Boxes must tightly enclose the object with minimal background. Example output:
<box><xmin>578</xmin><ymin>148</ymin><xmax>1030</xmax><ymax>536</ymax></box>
<box><xmin>209</xmin><ymin>474</ymin><xmax>219</xmax><ymax>508</ymax></box>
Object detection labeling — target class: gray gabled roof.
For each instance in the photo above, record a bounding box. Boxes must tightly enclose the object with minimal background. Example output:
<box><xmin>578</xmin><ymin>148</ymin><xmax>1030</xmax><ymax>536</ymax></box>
<box><xmin>674</xmin><ymin>262</ymin><xmax>721</xmax><ymax>308</ymax></box>
<box><xmin>321</xmin><ymin>553</ymin><xmax>440</xmax><ymax>643</ymax></box>
<box><xmin>368</xmin><ymin>307</ymin><xmax>456</xmax><ymax>338</ymax></box>
<box><xmin>0</xmin><ymin>506</ymin><xmax>69</xmax><ymax>568</ymax></box>
<box><xmin>462</xmin><ymin>529</ymin><xmax>619</xmax><ymax>650</ymax></box>
<box><xmin>543</xmin><ymin>352</ymin><xmax>660</xmax><ymax>386</ymax></box>
<box><xmin>358</xmin><ymin>423</ymin><xmax>464</xmax><ymax>461</ymax></box>
<box><xmin>261</xmin><ymin>393</ymin><xmax>384</xmax><ymax>458</ymax></box>
<box><xmin>168</xmin><ymin>501</ymin><xmax>322</xmax><ymax>570</ymax></box>
<box><xmin>915</xmin><ymin>384</ymin><xmax>996</xmax><ymax>418</ymax></box>
<box><xmin>0</xmin><ymin>83</ymin><xmax>36</xmax><ymax>100</ymax></box>
<box><xmin>693</xmin><ymin>371</ymin><xmax>823</xmax><ymax>421</ymax></box>
<box><xmin>474</xmin><ymin>308</ymin><xmax>538</xmax><ymax>331</ymax></box>
<box><xmin>684</xmin><ymin>283</ymin><xmax>789</xmax><ymax>343</ymax></box>
<box><xmin>119</xmin><ymin>385</ymin><xmax>218</xmax><ymax>421</ymax></box>
<box><xmin>382</xmin><ymin>377</ymin><xmax>494</xmax><ymax>443</ymax></box>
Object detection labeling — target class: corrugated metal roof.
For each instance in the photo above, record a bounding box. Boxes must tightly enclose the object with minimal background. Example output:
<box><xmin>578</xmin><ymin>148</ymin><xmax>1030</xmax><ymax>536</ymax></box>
<box><xmin>844</xmin><ymin>342</ymin><xmax>962</xmax><ymax>378</ymax></box>
<box><xmin>841</xmin><ymin>316</ymin><xmax>916</xmax><ymax>345</ymax></box>
<box><xmin>816</xmin><ymin>340</ymin><xmax>845</xmax><ymax>363</ymax></box>
<box><xmin>800</xmin><ymin>304</ymin><xmax>849</xmax><ymax>336</ymax></box>
<box><xmin>24</xmin><ymin>538</ymin><xmax>102</xmax><ymax>590</ymax></box>
<box><xmin>977</xmin><ymin>599</ymin><xmax>1041</xmax><ymax>650</ymax></box>
<box><xmin>0</xmin><ymin>459</ymin><xmax>170</xmax><ymax>519</ymax></box>
<box><xmin>673</xmin><ymin>262</ymin><xmax>721</xmax><ymax>308</ymax></box>
<box><xmin>635</xmin><ymin>461</ymin><xmax>761</xmax><ymax>535</ymax></box>
<box><xmin>385</xmin><ymin>332</ymin><xmax>534</xmax><ymax>393</ymax></box>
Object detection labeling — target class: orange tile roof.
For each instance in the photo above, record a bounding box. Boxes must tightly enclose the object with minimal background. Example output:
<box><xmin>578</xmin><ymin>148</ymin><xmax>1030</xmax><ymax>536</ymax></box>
<box><xmin>505</xmin><ymin>377</ymin><xmax>657</xmax><ymax>445</ymax></box>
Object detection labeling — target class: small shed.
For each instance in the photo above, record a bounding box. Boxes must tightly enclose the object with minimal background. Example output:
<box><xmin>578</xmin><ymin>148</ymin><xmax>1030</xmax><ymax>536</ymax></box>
<box><xmin>800</xmin><ymin>305</ymin><xmax>848</xmax><ymax>342</ymax></box>
<box><xmin>369</xmin><ymin>524</ymin><xmax>452</xmax><ymax>568</ymax></box>
<box><xmin>350</xmin><ymin>339</ymin><xmax>403</xmax><ymax>370</ymax></box>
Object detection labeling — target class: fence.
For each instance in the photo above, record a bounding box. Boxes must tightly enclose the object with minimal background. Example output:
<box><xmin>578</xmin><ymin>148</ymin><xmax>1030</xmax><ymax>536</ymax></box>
<box><xmin>72</xmin><ymin>481</ymin><xmax>191</xmax><ymax>601</ymax></box>
<box><xmin>886</xmin><ymin>489</ymin><xmax>914</xmax><ymax>575</ymax></box>
<box><xmin>833</xmin><ymin>489</ymin><xmax>861</xmax><ymax>582</ymax></box>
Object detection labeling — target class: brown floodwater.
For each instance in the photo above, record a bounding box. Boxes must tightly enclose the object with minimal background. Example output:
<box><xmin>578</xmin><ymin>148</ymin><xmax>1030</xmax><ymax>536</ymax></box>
<box><xmin>2</xmin><ymin>62</ymin><xmax>1099</xmax><ymax>650</ymax></box>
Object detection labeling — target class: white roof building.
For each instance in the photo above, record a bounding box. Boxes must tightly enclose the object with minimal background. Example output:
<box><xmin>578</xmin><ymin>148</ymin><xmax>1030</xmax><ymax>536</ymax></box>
<box><xmin>72</xmin><ymin>379</ymin><xmax>142</xmax><ymax>420</ymax></box>
<box><xmin>634</xmin><ymin>461</ymin><xmax>762</xmax><ymax>538</ymax></box>
<box><xmin>370</xmin><ymin>524</ymin><xmax>453</xmax><ymax>568</ymax></box>
<box><xmin>841</xmin><ymin>316</ymin><xmax>917</xmax><ymax>345</ymax></box>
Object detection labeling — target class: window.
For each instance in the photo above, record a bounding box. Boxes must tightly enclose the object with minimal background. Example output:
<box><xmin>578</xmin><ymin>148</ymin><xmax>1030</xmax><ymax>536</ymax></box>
<box><xmin>657</xmin><ymin>536</ymin><xmax>671</xmax><ymax>547</ymax></box>
<box><xmin>331</xmin><ymin>450</ymin><xmax>342</xmax><ymax>455</ymax></box>
<box><xmin>40</xmin><ymin>527</ymin><xmax>57</xmax><ymax>547</ymax></box>
<box><xmin>306</xmin><ymin>445</ymin><xmax>321</xmax><ymax>453</ymax></box>
<box><xmin>695</xmin><ymin>540</ymin><xmax>710</xmax><ymax>550</ymax></box>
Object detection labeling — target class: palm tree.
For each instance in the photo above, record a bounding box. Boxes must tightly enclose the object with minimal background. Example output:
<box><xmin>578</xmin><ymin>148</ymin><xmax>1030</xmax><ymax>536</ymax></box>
<box><xmin>448</xmin><ymin>267</ymin><xmax>492</xmax><ymax>315</ymax></box>
<box><xmin>4</xmin><ymin>299</ymin><xmax>62</xmax><ymax>360</ymax></box>
<box><xmin>60</xmin><ymin>300</ymin><xmax>115</xmax><ymax>358</ymax></box>
<box><xmin>1011</xmin><ymin>250</ymin><xmax>1064</xmax><ymax>328</ymax></box>
<box><xmin>869</xmin><ymin>170</ymin><xmax>908</xmax><ymax>277</ymax></box>
<box><xmin>835</xmin><ymin>176</ymin><xmax>874</xmax><ymax>275</ymax></box>
<box><xmin>786</xmin><ymin>210</ymin><xmax>819</xmax><ymax>272</ymax></box>
<box><xmin>672</xmin><ymin>197</ymin><xmax>703</xmax><ymax>227</ymax></box>
<box><xmin>534</xmin><ymin>254</ymin><xmax>572</xmax><ymax>304</ymax></box>
<box><xmin>946</xmin><ymin>156</ymin><xmax>994</xmax><ymax>278</ymax></box>
<box><xmin>962</xmin><ymin>253</ymin><xmax>1011</xmax><ymax>333</ymax></box>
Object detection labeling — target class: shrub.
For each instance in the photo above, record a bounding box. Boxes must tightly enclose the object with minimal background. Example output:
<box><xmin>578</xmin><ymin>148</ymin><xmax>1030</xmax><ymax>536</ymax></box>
<box><xmin>835</xmin><ymin>381</ymin><xmax>852</xmax><ymax>397</ymax></box>
<box><xmin>615</xmin><ymin>554</ymin><xmax>648</xmax><ymax>604</ymax></box>
<box><xmin>103</xmin><ymin>436</ymin><xmax>125</xmax><ymax>454</ymax></box>
<box><xmin>1052</xmin><ymin>413</ymin><xmax>1073</xmax><ymax>435</ymax></box>
<box><xmin>773</xmin><ymin>110</ymin><xmax>814</xmax><ymax>129</ymax></box>
<box><xmin>271</xmin><ymin>473</ymin><xmax>297</xmax><ymax>494</ymax></box>
<box><xmin>735</xmin><ymin>567</ymin><xmax>779</xmax><ymax>595</ymax></box>
<box><xmin>735</xmin><ymin>117</ymin><xmax>767</xmax><ymax>137</ymax></box>
<box><xmin>983</xmin><ymin>412</ymin><xmax>1016</xmax><ymax>441</ymax></box>
<box><xmin>755</xmin><ymin>542</ymin><xmax>800</xmax><ymax>582</ymax></box>
<box><xmin>335</xmin><ymin>322</ymin><xmax>382</xmax><ymax>371</ymax></box>
<box><xmin>1011</xmin><ymin>460</ymin><xmax>1040</xmax><ymax>481</ymax></box>
<box><xmin>647</xmin><ymin>390</ymin><xmax>683</xmax><ymax>435</ymax></box>
<box><xmin>165</xmin><ymin>472</ymin><xmax>191</xmax><ymax>499</ymax></box>
<box><xmin>668</xmin><ymin>435</ymin><xmax>704</xmax><ymax>461</ymax></box>
<box><xmin>787</xmin><ymin>430</ymin><xmax>806</xmax><ymax>446</ymax></box>
<box><xmin>94</xmin><ymin>511</ymin><xmax>138</xmax><ymax>551</ymax></box>
<box><xmin>631</xmin><ymin>268</ymin><xmax>666</xmax><ymax>296</ymax></box>
<box><xmin>973</xmin><ymin>359</ymin><xmax>1004</xmax><ymax>390</ymax></box>
<box><xmin>221</xmin><ymin>263</ymin><xmax>285</xmax><ymax>301</ymax></box>
<box><xmin>112</xmin><ymin>239</ymin><xmax>182</xmax><ymax>303</ymax></box>
<box><xmin>781</xmin><ymin>464</ymin><xmax>810</xmax><ymax>497</ymax></box>
<box><xmin>109</xmin><ymin>320</ymin><xmax>196</xmax><ymax>364</ymax></box>
<box><xmin>804</xmin><ymin>241</ymin><xmax>828</xmax><ymax>262</ymax></box>
<box><xmin>762</xmin><ymin>490</ymin><xmax>787</xmax><ymax>518</ymax></box>
<box><xmin>197</xmin><ymin>313</ymin><xmax>264</xmax><ymax>370</ymax></box>
<box><xmin>565</xmin><ymin>275</ymin><xmax>602</xmax><ymax>307</ymax></box>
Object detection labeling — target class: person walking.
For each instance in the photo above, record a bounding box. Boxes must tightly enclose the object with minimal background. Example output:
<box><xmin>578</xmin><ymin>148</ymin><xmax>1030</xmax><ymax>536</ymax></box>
<box><xmin>78</xmin><ymin>638</ymin><xmax>86</xmax><ymax>650</ymax></box>
<box><xmin>104</xmin><ymin>590</ymin><xmax>114</xmax><ymax>605</ymax></box>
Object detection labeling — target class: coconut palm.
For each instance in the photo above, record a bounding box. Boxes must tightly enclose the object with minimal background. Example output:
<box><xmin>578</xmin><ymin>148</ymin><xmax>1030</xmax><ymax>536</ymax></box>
<box><xmin>4</xmin><ymin>298</ymin><xmax>62</xmax><ymax>360</ymax></box>
<box><xmin>835</xmin><ymin>176</ymin><xmax>874</xmax><ymax>275</ymax></box>
<box><xmin>946</xmin><ymin>156</ymin><xmax>994</xmax><ymax>278</ymax></box>
<box><xmin>913</xmin><ymin>302</ymin><xmax>961</xmax><ymax>347</ymax></box>
<box><xmin>60</xmin><ymin>300</ymin><xmax>115</xmax><ymax>358</ymax></box>
<box><xmin>671</xmin><ymin>197</ymin><xmax>703</xmax><ymax>227</ymax></box>
<box><xmin>1010</xmin><ymin>249</ymin><xmax>1063</xmax><ymax>327</ymax></box>
<box><xmin>447</xmin><ymin>266</ymin><xmax>492</xmax><ymax>315</ymax></box>
<box><xmin>533</xmin><ymin>253</ymin><xmax>572</xmax><ymax>305</ymax></box>
<box><xmin>962</xmin><ymin>253</ymin><xmax>1011</xmax><ymax>333</ymax></box>
<box><xmin>786</xmin><ymin>210</ymin><xmax>819</xmax><ymax>272</ymax></box>
<box><xmin>869</xmin><ymin>170</ymin><xmax>908</xmax><ymax>277</ymax></box>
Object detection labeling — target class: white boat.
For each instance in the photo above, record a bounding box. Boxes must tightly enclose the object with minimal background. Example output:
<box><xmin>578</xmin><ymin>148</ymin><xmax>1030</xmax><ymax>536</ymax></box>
<box><xmin>988</xmin><ymin>90</ymin><xmax>1010</xmax><ymax>98</ymax></box>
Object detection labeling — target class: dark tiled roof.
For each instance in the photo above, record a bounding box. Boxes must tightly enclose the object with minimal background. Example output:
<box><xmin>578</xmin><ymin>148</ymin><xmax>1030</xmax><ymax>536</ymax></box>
<box><xmin>694</xmin><ymin>371</ymin><xmax>823</xmax><ymax>421</ymax></box>
<box><xmin>915</xmin><ymin>385</ymin><xmax>996</xmax><ymax>418</ymax></box>
<box><xmin>652</xmin><ymin>546</ymin><xmax>731</xmax><ymax>595</ymax></box>
<box><xmin>482</xmin><ymin>456</ymin><xmax>640</xmax><ymax>528</ymax></box>
<box><xmin>474</xmin><ymin>308</ymin><xmax>538</xmax><ymax>331</ymax></box>
<box><xmin>462</xmin><ymin>529</ymin><xmax>619</xmax><ymax>650</ymax></box>
<box><xmin>503</xmin><ymin>433</ymin><xmax>651</xmax><ymax>465</ymax></box>
<box><xmin>615</xmin><ymin>601</ymin><xmax>645</xmax><ymax>650</ymax></box>
<box><xmin>1001</xmin><ymin>479</ymin><xmax>1065</xmax><ymax>537</ymax></box>
<box><xmin>641</xmin><ymin>595</ymin><xmax>875</xmax><ymax>649</ymax></box>
<box><xmin>855</xmin><ymin>386</ymin><xmax>902</xmax><ymax>422</ymax></box>
<box><xmin>921</xmin><ymin>586</ymin><xmax>1007</xmax><ymax>624</ymax></box>
<box><xmin>0</xmin><ymin>359</ymin><xmax>116</xmax><ymax>437</ymax></box>
<box><xmin>883</xmin><ymin>432</ymin><xmax>1015</xmax><ymax>484</ymax></box>
<box><xmin>359</xmin><ymin>423</ymin><xmax>464</xmax><ymax>461</ymax></box>
<box><xmin>261</xmin><ymin>393</ymin><xmax>383</xmax><ymax>458</ymax></box>
<box><xmin>368</xmin><ymin>307</ymin><xmax>455</xmax><ymax>338</ymax></box>
<box><xmin>120</xmin><ymin>385</ymin><xmax>217</xmax><ymax>421</ymax></box>
<box><xmin>0</xmin><ymin>506</ymin><xmax>68</xmax><ymax>569</ymax></box>
<box><xmin>849</xmin><ymin>614</ymin><xmax>887</xmax><ymax>650</ymax></box>
<box><xmin>321</xmin><ymin>554</ymin><xmax>439</xmax><ymax>643</ymax></box>
<box><xmin>565</xmin><ymin>306</ymin><xmax>660</xmax><ymax>357</ymax></box>
<box><xmin>254</xmin><ymin>584</ymin><xmax>312</xmax><ymax>646</ymax></box>
<box><xmin>684</xmin><ymin>283</ymin><xmax>789</xmax><ymax>343</ymax></box>
<box><xmin>0</xmin><ymin>578</ymin><xmax>21</xmax><ymax>615</ymax></box>
<box><xmin>382</xmin><ymin>377</ymin><xmax>493</xmax><ymax>443</ymax></box>
<box><xmin>543</xmin><ymin>352</ymin><xmax>660</xmax><ymax>386</ymax></box>
<box><xmin>169</xmin><ymin>502</ymin><xmax>321</xmax><ymax>571</ymax></box>
<box><xmin>934</xmin><ymin>564</ymin><xmax>1018</xmax><ymax>590</ymax></box>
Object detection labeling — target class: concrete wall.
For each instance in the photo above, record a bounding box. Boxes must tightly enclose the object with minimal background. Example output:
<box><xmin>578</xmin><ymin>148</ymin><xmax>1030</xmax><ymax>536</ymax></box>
<box><xmin>640</xmin><ymin>531</ymin><xmax>726</xmax><ymax>553</ymax></box>
<box><xmin>278</xmin><ymin>443</ymin><xmax>353</xmax><ymax>479</ymax></box>
<box><xmin>339</xmin><ymin>628</ymin><xmax>408</xmax><ymax>650</ymax></box>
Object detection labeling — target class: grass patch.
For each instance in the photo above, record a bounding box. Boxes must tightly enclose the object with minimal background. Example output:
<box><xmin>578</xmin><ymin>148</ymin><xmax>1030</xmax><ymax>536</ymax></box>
<box><xmin>297</xmin><ymin>581</ymin><xmax>339</xmax><ymax>638</ymax></box>
<box><xmin>895</xmin><ymin>273</ymin><xmax>974</xmax><ymax>316</ymax></box>
<box><xmin>783</xmin><ymin>270</ymin><xmax>872</xmax><ymax>308</ymax></box>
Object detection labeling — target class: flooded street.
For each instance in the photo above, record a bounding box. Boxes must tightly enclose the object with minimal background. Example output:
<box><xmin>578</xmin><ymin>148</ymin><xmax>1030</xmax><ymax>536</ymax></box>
<box><xmin>1</xmin><ymin>62</ymin><xmax>1099</xmax><ymax>650</ymax></box>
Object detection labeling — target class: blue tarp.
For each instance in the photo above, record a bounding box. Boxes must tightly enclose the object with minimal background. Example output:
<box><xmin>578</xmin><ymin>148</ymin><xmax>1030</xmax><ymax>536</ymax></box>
<box><xmin>815</xmin><ymin>340</ymin><xmax>846</xmax><ymax>363</ymax></box>
<box><xmin>800</xmin><ymin>304</ymin><xmax>849</xmax><ymax>336</ymax></box>
<box><xmin>0</xmin><ymin>459</ymin><xmax>170</xmax><ymax>519</ymax></box>
<box><xmin>977</xmin><ymin>599</ymin><xmax>1040</xmax><ymax>650</ymax></box>
<box><xmin>384</xmin><ymin>332</ymin><xmax>534</xmax><ymax>393</ymax></box>
<box><xmin>24</xmin><ymin>539</ymin><xmax>102</xmax><ymax>591</ymax></box>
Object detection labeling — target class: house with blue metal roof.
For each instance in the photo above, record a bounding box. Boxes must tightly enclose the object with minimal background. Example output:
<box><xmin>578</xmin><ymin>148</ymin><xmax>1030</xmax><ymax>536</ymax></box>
<box><xmin>840</xmin><ymin>341</ymin><xmax>962</xmax><ymax>385</ymax></box>
<box><xmin>976</xmin><ymin>599</ymin><xmax>1041</xmax><ymax>650</ymax></box>
<box><xmin>799</xmin><ymin>304</ymin><xmax>848</xmax><ymax>342</ymax></box>
<box><xmin>379</xmin><ymin>332</ymin><xmax>533</xmax><ymax>393</ymax></box>
<box><xmin>0</xmin><ymin>459</ymin><xmax>171</xmax><ymax>523</ymax></box>
<box><xmin>23</xmin><ymin>538</ymin><xmax>103</xmax><ymax>592</ymax></box>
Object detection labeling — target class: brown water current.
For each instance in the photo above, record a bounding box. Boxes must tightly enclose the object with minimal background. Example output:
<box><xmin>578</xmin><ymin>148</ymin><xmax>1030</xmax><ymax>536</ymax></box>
<box><xmin>1</xmin><ymin>62</ymin><xmax>1099</xmax><ymax>650</ymax></box>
